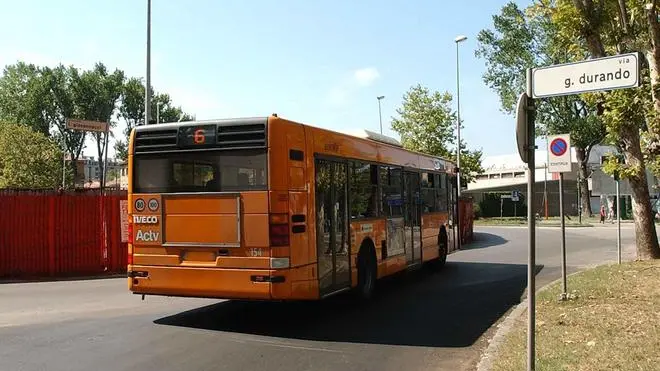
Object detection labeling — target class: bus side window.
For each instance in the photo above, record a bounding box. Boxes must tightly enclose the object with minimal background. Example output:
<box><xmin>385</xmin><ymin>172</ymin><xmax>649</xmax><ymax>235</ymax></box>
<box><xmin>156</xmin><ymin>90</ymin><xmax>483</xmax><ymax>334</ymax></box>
<box><xmin>437</xmin><ymin>173</ymin><xmax>448</xmax><ymax>212</ymax></box>
<box><xmin>421</xmin><ymin>173</ymin><xmax>436</xmax><ymax>213</ymax></box>
<box><xmin>380</xmin><ymin>166</ymin><xmax>403</xmax><ymax>217</ymax></box>
<box><xmin>350</xmin><ymin>162</ymin><xmax>379</xmax><ymax>219</ymax></box>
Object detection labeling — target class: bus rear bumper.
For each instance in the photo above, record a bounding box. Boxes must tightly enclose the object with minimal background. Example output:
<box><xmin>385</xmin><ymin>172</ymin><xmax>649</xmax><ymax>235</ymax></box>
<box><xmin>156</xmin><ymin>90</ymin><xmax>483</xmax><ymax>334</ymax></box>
<box><xmin>127</xmin><ymin>265</ymin><xmax>285</xmax><ymax>300</ymax></box>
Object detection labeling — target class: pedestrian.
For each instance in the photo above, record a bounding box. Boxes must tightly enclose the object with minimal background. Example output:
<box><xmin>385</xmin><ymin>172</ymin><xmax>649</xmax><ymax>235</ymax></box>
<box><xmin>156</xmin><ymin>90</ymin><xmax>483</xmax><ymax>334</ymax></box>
<box><xmin>600</xmin><ymin>205</ymin><xmax>606</xmax><ymax>224</ymax></box>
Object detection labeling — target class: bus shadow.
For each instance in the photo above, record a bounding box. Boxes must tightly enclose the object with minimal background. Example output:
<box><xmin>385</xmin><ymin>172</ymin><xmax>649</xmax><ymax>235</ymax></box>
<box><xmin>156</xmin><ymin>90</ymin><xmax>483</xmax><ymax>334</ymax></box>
<box><xmin>460</xmin><ymin>232</ymin><xmax>508</xmax><ymax>250</ymax></box>
<box><xmin>154</xmin><ymin>261</ymin><xmax>543</xmax><ymax>348</ymax></box>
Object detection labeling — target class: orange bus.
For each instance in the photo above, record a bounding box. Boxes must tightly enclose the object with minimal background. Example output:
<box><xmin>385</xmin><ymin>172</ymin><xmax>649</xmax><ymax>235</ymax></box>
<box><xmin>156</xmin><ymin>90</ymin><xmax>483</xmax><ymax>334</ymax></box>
<box><xmin>127</xmin><ymin>114</ymin><xmax>459</xmax><ymax>300</ymax></box>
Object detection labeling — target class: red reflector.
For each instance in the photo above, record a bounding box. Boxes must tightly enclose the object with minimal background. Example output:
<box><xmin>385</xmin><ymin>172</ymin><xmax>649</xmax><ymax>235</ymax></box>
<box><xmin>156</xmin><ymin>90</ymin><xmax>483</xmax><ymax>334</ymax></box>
<box><xmin>270</xmin><ymin>224</ymin><xmax>288</xmax><ymax>235</ymax></box>
<box><xmin>127</xmin><ymin>220</ymin><xmax>134</xmax><ymax>265</ymax></box>
<box><xmin>128</xmin><ymin>221</ymin><xmax>133</xmax><ymax>244</ymax></box>
<box><xmin>269</xmin><ymin>214</ymin><xmax>289</xmax><ymax>247</ymax></box>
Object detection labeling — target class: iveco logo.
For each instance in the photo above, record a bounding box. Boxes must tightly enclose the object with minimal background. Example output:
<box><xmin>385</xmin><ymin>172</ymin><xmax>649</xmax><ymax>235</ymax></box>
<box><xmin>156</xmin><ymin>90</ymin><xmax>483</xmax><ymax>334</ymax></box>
<box><xmin>133</xmin><ymin>215</ymin><xmax>159</xmax><ymax>224</ymax></box>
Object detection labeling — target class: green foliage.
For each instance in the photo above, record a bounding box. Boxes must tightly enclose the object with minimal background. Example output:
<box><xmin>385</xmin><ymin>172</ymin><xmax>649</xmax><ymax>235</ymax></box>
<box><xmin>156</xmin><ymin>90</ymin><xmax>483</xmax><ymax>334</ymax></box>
<box><xmin>152</xmin><ymin>93</ymin><xmax>194</xmax><ymax>124</ymax></box>
<box><xmin>0</xmin><ymin>122</ymin><xmax>63</xmax><ymax>189</ymax></box>
<box><xmin>459</xmin><ymin>146</ymin><xmax>484</xmax><ymax>184</ymax></box>
<box><xmin>550</xmin><ymin>0</ymin><xmax>660</xmax><ymax>258</ymax></box>
<box><xmin>391</xmin><ymin>84</ymin><xmax>456</xmax><ymax>156</ymax></box>
<box><xmin>71</xmin><ymin>63</ymin><xmax>125</xmax><ymax>183</ymax></box>
<box><xmin>476</xmin><ymin>1</ymin><xmax>605</xmax><ymax>150</ymax></box>
<box><xmin>114</xmin><ymin>140</ymin><xmax>128</xmax><ymax>162</ymax></box>
<box><xmin>476</xmin><ymin>2</ymin><xmax>545</xmax><ymax>114</ymax></box>
<box><xmin>44</xmin><ymin>65</ymin><xmax>86</xmax><ymax>162</ymax></box>
<box><xmin>0</xmin><ymin>62</ymin><xmax>52</xmax><ymax>135</ymax></box>
<box><xmin>390</xmin><ymin>84</ymin><xmax>484</xmax><ymax>184</ymax></box>
<box><xmin>121</xmin><ymin>77</ymin><xmax>193</xmax><ymax>133</ymax></box>
<box><xmin>119</xmin><ymin>77</ymin><xmax>148</xmax><ymax>135</ymax></box>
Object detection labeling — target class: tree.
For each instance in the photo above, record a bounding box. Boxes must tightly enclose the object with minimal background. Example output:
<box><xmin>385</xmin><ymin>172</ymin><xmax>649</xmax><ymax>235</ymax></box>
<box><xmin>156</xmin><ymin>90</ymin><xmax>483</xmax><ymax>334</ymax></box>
<box><xmin>475</xmin><ymin>1</ymin><xmax>606</xmax><ymax>217</ymax></box>
<box><xmin>0</xmin><ymin>62</ymin><xmax>52</xmax><ymax>135</ymax></box>
<box><xmin>42</xmin><ymin>65</ymin><xmax>87</xmax><ymax>181</ymax></box>
<box><xmin>0</xmin><ymin>122</ymin><xmax>63</xmax><ymax>189</ymax></box>
<box><xmin>551</xmin><ymin>0</ymin><xmax>660</xmax><ymax>260</ymax></box>
<box><xmin>114</xmin><ymin>140</ymin><xmax>128</xmax><ymax>162</ymax></box>
<box><xmin>152</xmin><ymin>92</ymin><xmax>194</xmax><ymax>124</ymax></box>
<box><xmin>116</xmin><ymin>77</ymin><xmax>193</xmax><ymax>161</ymax></box>
<box><xmin>71</xmin><ymin>63</ymin><xmax>125</xmax><ymax>186</ymax></box>
<box><xmin>391</xmin><ymin>84</ymin><xmax>484</xmax><ymax>184</ymax></box>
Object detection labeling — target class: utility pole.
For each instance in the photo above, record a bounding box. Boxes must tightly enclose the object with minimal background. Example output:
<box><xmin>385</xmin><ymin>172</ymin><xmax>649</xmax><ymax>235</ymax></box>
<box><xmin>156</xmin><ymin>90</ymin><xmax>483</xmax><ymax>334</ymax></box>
<box><xmin>377</xmin><ymin>96</ymin><xmax>385</xmax><ymax>134</ymax></box>
<box><xmin>145</xmin><ymin>0</ymin><xmax>152</xmax><ymax>125</ymax></box>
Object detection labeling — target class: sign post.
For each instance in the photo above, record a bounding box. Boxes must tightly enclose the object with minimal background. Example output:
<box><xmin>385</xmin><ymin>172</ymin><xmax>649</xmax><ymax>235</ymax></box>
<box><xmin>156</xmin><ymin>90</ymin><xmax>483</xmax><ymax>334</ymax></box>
<box><xmin>548</xmin><ymin>133</ymin><xmax>571</xmax><ymax>300</ymax></box>
<box><xmin>517</xmin><ymin>52</ymin><xmax>641</xmax><ymax>371</ymax></box>
<box><xmin>516</xmin><ymin>69</ymin><xmax>536</xmax><ymax>371</ymax></box>
<box><xmin>65</xmin><ymin>118</ymin><xmax>112</xmax><ymax>271</ymax></box>
<box><xmin>512</xmin><ymin>190</ymin><xmax>520</xmax><ymax>217</ymax></box>
<box><xmin>614</xmin><ymin>171</ymin><xmax>622</xmax><ymax>264</ymax></box>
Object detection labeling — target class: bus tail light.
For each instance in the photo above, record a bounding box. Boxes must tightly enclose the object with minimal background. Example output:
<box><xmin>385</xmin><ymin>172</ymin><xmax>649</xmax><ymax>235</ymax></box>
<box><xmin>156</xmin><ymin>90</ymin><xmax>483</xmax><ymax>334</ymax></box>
<box><xmin>127</xmin><ymin>220</ymin><xmax>134</xmax><ymax>265</ymax></box>
<box><xmin>269</xmin><ymin>213</ymin><xmax>289</xmax><ymax>246</ymax></box>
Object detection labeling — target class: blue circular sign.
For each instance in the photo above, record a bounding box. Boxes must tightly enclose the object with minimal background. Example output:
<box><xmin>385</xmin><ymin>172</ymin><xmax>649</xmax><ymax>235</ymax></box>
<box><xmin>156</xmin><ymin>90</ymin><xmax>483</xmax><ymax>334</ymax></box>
<box><xmin>550</xmin><ymin>138</ymin><xmax>568</xmax><ymax>156</ymax></box>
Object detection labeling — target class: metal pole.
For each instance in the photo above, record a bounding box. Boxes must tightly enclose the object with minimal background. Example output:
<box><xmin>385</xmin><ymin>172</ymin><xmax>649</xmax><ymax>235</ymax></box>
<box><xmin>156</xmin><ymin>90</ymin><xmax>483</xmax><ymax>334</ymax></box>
<box><xmin>500</xmin><ymin>196</ymin><xmax>504</xmax><ymax>218</ymax></box>
<box><xmin>145</xmin><ymin>0</ymin><xmax>152</xmax><ymax>125</ymax></box>
<box><xmin>100</xmin><ymin>125</ymin><xmax>110</xmax><ymax>271</ymax></box>
<box><xmin>616</xmin><ymin>178</ymin><xmax>621</xmax><ymax>264</ymax></box>
<box><xmin>526</xmin><ymin>68</ymin><xmax>536</xmax><ymax>371</ymax></box>
<box><xmin>544</xmin><ymin>140</ymin><xmax>548</xmax><ymax>220</ymax></box>
<box><xmin>156</xmin><ymin>103</ymin><xmax>160</xmax><ymax>124</ymax></box>
<box><xmin>578</xmin><ymin>172</ymin><xmax>582</xmax><ymax>224</ymax></box>
<box><xmin>101</xmin><ymin>126</ymin><xmax>110</xmax><ymax>192</ymax></box>
<box><xmin>62</xmin><ymin>151</ymin><xmax>66</xmax><ymax>189</ymax></box>
<box><xmin>559</xmin><ymin>172</ymin><xmax>567</xmax><ymax>299</ymax></box>
<box><xmin>455</xmin><ymin>40</ymin><xmax>462</xmax><ymax>198</ymax></box>
<box><xmin>455</xmin><ymin>40</ymin><xmax>463</xmax><ymax>250</ymax></box>
<box><xmin>377</xmin><ymin>97</ymin><xmax>383</xmax><ymax>134</ymax></box>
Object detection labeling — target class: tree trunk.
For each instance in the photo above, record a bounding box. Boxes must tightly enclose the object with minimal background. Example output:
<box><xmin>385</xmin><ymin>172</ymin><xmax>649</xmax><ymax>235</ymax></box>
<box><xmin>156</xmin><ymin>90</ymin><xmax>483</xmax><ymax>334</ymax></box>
<box><xmin>646</xmin><ymin>5</ymin><xmax>660</xmax><ymax>155</ymax></box>
<box><xmin>96</xmin><ymin>134</ymin><xmax>103</xmax><ymax>188</ymax></box>
<box><xmin>620</xmin><ymin>123</ymin><xmax>660</xmax><ymax>260</ymax></box>
<box><xmin>575</xmin><ymin>147</ymin><xmax>593</xmax><ymax>217</ymax></box>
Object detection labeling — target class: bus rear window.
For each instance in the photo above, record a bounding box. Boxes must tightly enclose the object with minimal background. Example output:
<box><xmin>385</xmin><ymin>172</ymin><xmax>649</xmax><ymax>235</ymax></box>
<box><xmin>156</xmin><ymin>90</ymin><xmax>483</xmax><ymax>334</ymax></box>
<box><xmin>133</xmin><ymin>149</ymin><xmax>267</xmax><ymax>193</ymax></box>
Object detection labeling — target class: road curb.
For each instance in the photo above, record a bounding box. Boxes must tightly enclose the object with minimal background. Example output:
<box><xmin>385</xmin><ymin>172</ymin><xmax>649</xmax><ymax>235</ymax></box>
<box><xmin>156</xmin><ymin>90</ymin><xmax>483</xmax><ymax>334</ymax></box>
<box><xmin>474</xmin><ymin>269</ymin><xmax>590</xmax><ymax>371</ymax></box>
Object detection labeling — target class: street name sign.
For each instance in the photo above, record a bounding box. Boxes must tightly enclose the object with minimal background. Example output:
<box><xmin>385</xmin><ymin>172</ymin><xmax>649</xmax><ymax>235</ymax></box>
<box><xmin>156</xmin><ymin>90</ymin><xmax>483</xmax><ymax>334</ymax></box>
<box><xmin>548</xmin><ymin>134</ymin><xmax>572</xmax><ymax>173</ymax></box>
<box><xmin>532</xmin><ymin>52</ymin><xmax>640</xmax><ymax>98</ymax></box>
<box><xmin>66</xmin><ymin>118</ymin><xmax>108</xmax><ymax>133</ymax></box>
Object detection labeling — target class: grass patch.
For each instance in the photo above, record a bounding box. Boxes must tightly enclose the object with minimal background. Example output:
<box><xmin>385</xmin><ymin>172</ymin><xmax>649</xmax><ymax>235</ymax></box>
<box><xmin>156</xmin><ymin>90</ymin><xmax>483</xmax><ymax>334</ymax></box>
<box><xmin>490</xmin><ymin>260</ymin><xmax>660</xmax><ymax>371</ymax></box>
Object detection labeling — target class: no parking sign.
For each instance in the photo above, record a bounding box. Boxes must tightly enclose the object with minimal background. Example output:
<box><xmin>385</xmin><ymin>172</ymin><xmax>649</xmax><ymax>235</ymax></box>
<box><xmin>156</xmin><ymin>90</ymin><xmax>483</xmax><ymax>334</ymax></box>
<box><xmin>547</xmin><ymin>134</ymin><xmax>571</xmax><ymax>173</ymax></box>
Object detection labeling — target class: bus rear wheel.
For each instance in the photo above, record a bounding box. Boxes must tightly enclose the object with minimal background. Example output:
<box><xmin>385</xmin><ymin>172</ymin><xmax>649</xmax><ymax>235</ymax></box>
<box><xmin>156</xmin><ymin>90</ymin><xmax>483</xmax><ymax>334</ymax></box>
<box><xmin>431</xmin><ymin>229</ymin><xmax>448</xmax><ymax>270</ymax></box>
<box><xmin>356</xmin><ymin>244</ymin><xmax>376</xmax><ymax>300</ymax></box>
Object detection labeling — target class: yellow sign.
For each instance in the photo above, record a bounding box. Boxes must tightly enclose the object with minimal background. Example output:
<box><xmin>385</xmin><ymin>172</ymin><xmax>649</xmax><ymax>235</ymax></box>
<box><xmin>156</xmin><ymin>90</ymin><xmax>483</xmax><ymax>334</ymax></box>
<box><xmin>120</xmin><ymin>200</ymin><xmax>129</xmax><ymax>243</ymax></box>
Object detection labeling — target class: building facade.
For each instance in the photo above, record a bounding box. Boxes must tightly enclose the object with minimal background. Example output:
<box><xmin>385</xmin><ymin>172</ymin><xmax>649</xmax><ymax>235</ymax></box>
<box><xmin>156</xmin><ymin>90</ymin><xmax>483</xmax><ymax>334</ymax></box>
<box><xmin>465</xmin><ymin>144</ymin><xmax>659</xmax><ymax>218</ymax></box>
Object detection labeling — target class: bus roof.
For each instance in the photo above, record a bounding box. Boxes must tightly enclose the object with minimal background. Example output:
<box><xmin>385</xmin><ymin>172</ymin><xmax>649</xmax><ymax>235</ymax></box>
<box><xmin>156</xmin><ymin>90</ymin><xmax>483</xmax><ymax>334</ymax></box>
<box><xmin>131</xmin><ymin>115</ymin><xmax>456</xmax><ymax>167</ymax></box>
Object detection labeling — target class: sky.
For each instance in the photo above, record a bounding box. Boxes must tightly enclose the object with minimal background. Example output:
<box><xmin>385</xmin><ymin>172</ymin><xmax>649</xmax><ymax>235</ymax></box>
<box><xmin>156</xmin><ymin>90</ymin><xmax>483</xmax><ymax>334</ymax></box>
<box><xmin>0</xmin><ymin>0</ymin><xmax>534</xmax><ymax>160</ymax></box>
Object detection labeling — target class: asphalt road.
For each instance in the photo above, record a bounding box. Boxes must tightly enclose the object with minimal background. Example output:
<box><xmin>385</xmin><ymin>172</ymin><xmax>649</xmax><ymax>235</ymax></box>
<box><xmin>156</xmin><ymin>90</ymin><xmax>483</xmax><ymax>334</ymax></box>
<box><xmin>0</xmin><ymin>225</ymin><xmax>636</xmax><ymax>371</ymax></box>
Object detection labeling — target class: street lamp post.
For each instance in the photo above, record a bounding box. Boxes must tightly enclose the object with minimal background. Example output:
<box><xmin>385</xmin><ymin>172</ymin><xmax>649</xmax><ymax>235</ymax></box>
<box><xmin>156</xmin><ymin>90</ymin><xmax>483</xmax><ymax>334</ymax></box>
<box><xmin>455</xmin><ymin>35</ymin><xmax>467</xmax><ymax>197</ymax></box>
<box><xmin>455</xmin><ymin>35</ymin><xmax>467</xmax><ymax>249</ymax></box>
<box><xmin>145</xmin><ymin>0</ymin><xmax>152</xmax><ymax>125</ymax></box>
<box><xmin>377</xmin><ymin>95</ymin><xmax>385</xmax><ymax>134</ymax></box>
